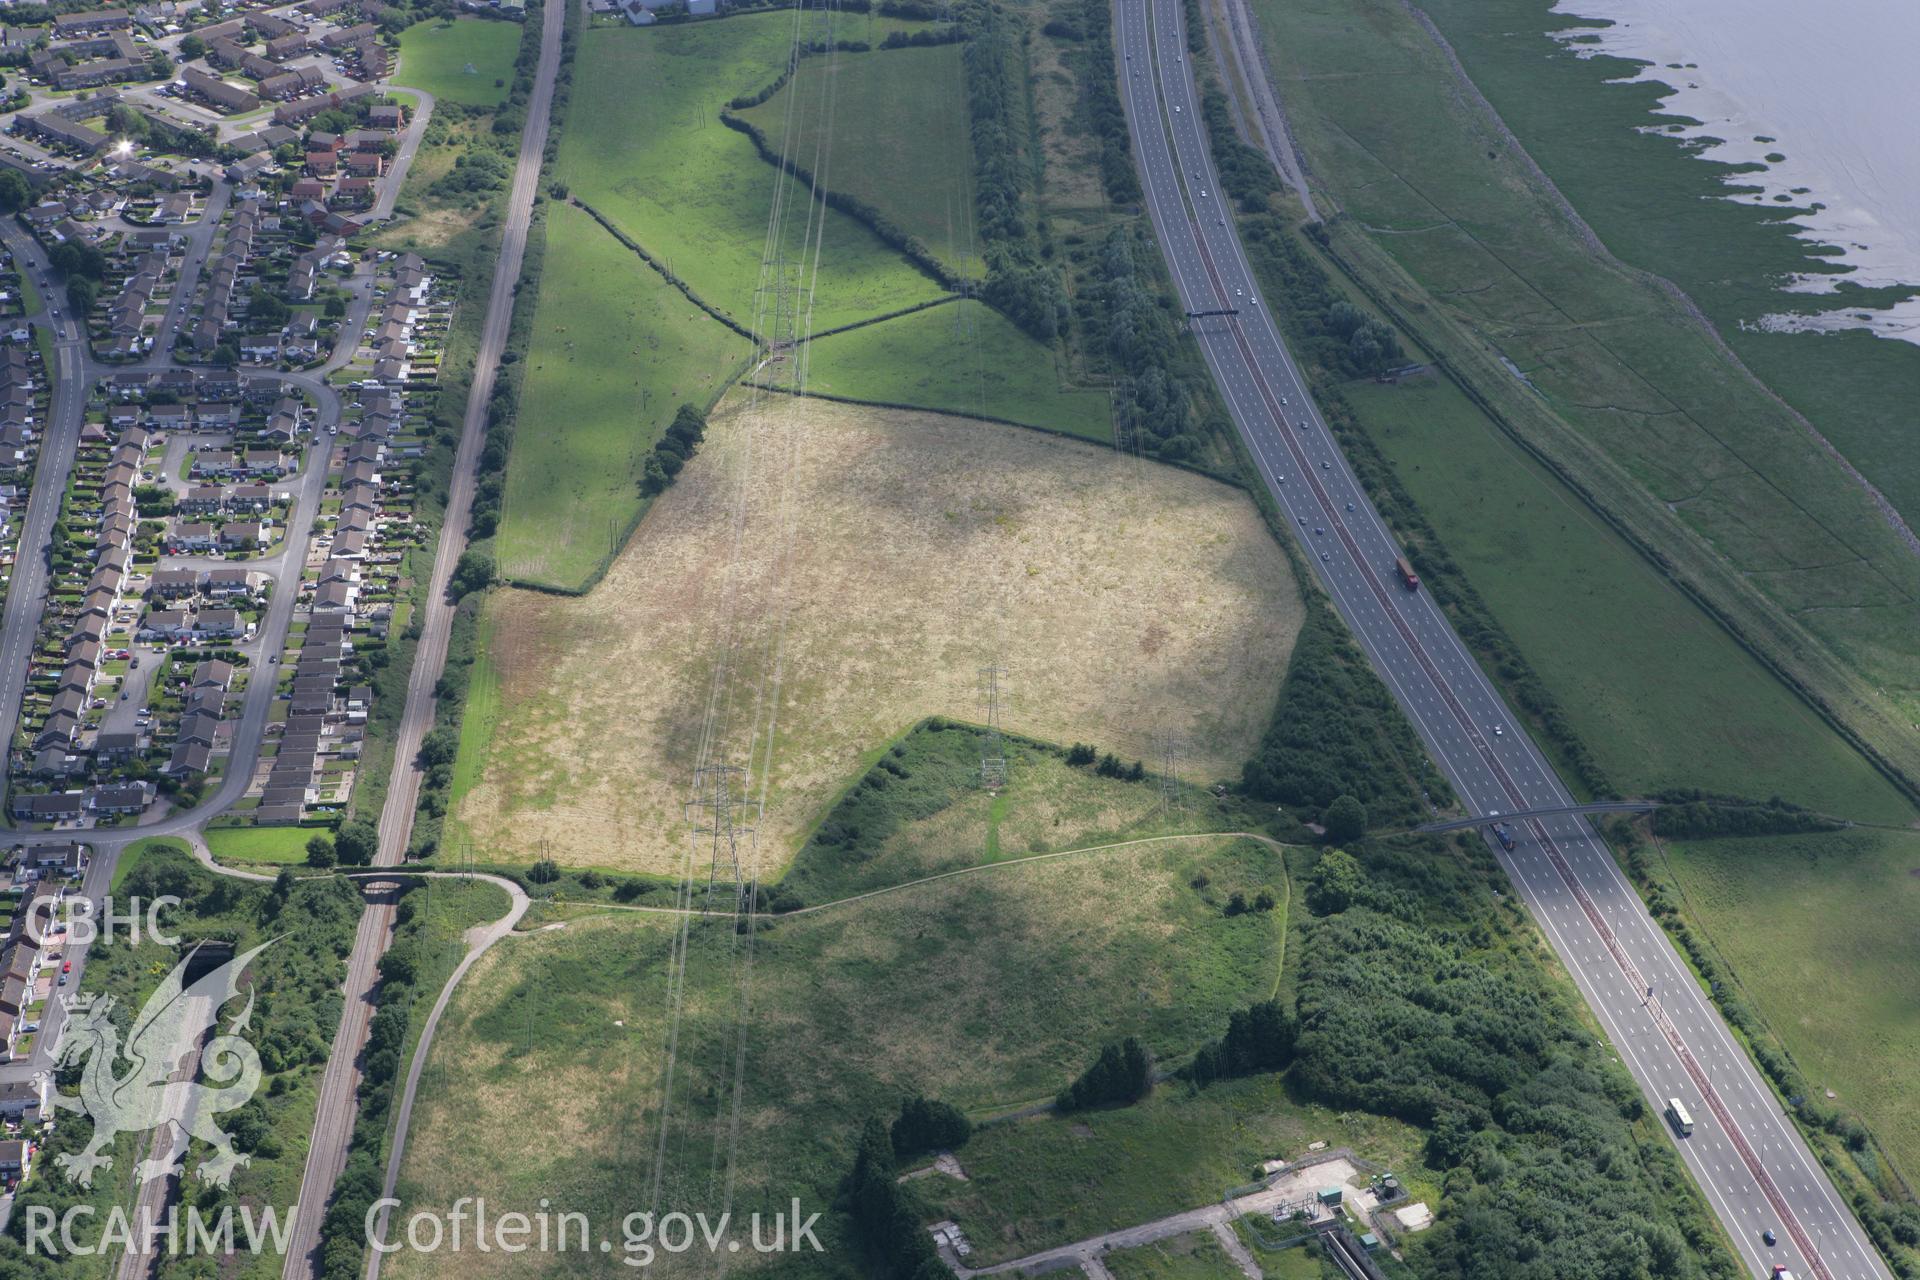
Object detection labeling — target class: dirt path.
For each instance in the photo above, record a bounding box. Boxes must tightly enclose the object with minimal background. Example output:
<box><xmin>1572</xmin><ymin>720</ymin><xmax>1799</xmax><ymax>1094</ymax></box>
<box><xmin>949</xmin><ymin>1157</ymin><xmax>1359</xmax><ymax>1277</ymax></box>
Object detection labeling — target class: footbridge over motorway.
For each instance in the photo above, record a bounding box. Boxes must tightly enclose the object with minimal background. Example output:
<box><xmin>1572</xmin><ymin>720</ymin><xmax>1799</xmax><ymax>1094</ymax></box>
<box><xmin>1415</xmin><ymin>801</ymin><xmax>1657</xmax><ymax>833</ymax></box>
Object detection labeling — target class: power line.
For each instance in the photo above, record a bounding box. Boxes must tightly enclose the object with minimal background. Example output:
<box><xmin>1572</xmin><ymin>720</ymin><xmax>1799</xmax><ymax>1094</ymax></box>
<box><xmin>1157</xmin><ymin>729</ymin><xmax>1182</xmax><ymax>815</ymax></box>
<box><xmin>979</xmin><ymin>663</ymin><xmax>1008</xmax><ymax>789</ymax></box>
<box><xmin>686</xmin><ymin>762</ymin><xmax>754</xmax><ymax>908</ymax></box>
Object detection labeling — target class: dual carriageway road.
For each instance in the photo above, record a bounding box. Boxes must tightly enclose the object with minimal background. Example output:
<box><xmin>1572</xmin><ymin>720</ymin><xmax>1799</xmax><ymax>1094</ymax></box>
<box><xmin>1113</xmin><ymin>0</ymin><xmax>1890</xmax><ymax>1274</ymax></box>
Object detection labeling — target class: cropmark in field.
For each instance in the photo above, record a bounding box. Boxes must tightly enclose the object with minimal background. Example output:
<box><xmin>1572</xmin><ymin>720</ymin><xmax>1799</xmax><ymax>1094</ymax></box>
<box><xmin>452</xmin><ymin>393</ymin><xmax>1300</xmax><ymax>875</ymax></box>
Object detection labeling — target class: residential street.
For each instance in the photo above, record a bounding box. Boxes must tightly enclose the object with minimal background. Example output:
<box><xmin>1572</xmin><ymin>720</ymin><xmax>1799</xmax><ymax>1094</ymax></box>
<box><xmin>276</xmin><ymin>0</ymin><xmax>566</xmax><ymax>1272</ymax></box>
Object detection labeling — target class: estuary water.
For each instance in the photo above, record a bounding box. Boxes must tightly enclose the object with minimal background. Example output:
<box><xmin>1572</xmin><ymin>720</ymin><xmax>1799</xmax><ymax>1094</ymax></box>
<box><xmin>1548</xmin><ymin>0</ymin><xmax>1920</xmax><ymax>344</ymax></box>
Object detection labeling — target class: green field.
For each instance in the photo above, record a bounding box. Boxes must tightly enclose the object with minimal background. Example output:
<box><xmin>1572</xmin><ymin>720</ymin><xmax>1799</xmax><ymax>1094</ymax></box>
<box><xmin>205</xmin><ymin>823</ymin><xmax>324</xmax><ymax>864</ymax></box>
<box><xmin>555</xmin><ymin>18</ymin><xmax>952</xmax><ymax>335</ymax></box>
<box><xmin>496</xmin><ymin>202</ymin><xmax>750</xmax><ymax>589</ymax></box>
<box><xmin>798</xmin><ymin>299</ymin><xmax>1114</xmax><ymax>441</ymax></box>
<box><xmin>396</xmin><ymin>18</ymin><xmax>522</xmax><ymax>108</ymax></box>
<box><xmin>1659</xmin><ymin>826</ymin><xmax>1920</xmax><ymax>1188</ymax></box>
<box><xmin>779</xmin><ymin>719</ymin><xmax>1252</xmax><ymax>906</ymax></box>
<box><xmin>1249</xmin><ymin>0</ymin><xmax>1920</xmax><ymax>790</ymax></box>
<box><xmin>1416</xmin><ymin>0</ymin><xmax>1920</xmax><ymax>544</ymax></box>
<box><xmin>384</xmin><ymin>836</ymin><xmax>1285</xmax><ymax>1280</ymax></box>
<box><xmin>1106</xmin><ymin>1230</ymin><xmax>1246</xmax><ymax>1279</ymax></box>
<box><xmin>929</xmin><ymin>1073</ymin><xmax>1423</xmax><ymax>1266</ymax></box>
<box><xmin>1345</xmin><ymin>376</ymin><xmax>1914</xmax><ymax>823</ymax></box>
<box><xmin>740</xmin><ymin>43</ymin><xmax>980</xmax><ymax>277</ymax></box>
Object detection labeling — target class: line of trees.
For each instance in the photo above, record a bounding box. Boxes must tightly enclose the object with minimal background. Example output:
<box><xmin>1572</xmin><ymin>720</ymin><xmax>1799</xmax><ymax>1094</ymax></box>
<box><xmin>1240</xmin><ymin>606</ymin><xmax>1443</xmax><ymax>827</ymax></box>
<box><xmin>639</xmin><ymin>402</ymin><xmax>709</xmax><ymax>495</ymax></box>
<box><xmin>891</xmin><ymin>1094</ymin><xmax>971</xmax><ymax>1161</ymax></box>
<box><xmin>839</xmin><ymin>1116</ymin><xmax>948</xmax><ymax>1280</ymax></box>
<box><xmin>962</xmin><ymin>0</ymin><xmax>1067</xmax><ymax>341</ymax></box>
<box><xmin>1071</xmin><ymin>0</ymin><xmax>1139</xmax><ymax>204</ymax></box>
<box><xmin>1056</xmin><ymin>1037</ymin><xmax>1152</xmax><ymax>1111</ymax></box>
<box><xmin>1184</xmin><ymin>998</ymin><xmax>1294</xmax><ymax>1087</ymax></box>
<box><xmin>1064</xmin><ymin>741</ymin><xmax>1146</xmax><ymax>781</ymax></box>
<box><xmin>1076</xmin><ymin>223</ymin><xmax>1207</xmax><ymax>459</ymax></box>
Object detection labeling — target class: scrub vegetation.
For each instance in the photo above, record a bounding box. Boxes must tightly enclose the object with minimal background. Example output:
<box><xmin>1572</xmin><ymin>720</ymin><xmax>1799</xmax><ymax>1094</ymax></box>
<box><xmin>3</xmin><ymin>842</ymin><xmax>362</xmax><ymax>1280</ymax></box>
<box><xmin>379</xmin><ymin>836</ymin><xmax>1284</xmax><ymax>1280</ymax></box>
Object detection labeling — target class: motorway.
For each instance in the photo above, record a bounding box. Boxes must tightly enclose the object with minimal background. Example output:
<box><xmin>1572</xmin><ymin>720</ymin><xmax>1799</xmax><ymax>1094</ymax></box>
<box><xmin>1113</xmin><ymin>1</ymin><xmax>1891</xmax><ymax>1276</ymax></box>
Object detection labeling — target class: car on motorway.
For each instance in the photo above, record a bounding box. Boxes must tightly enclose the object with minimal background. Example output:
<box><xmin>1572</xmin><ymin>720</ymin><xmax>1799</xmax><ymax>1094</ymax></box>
<box><xmin>1763</xmin><ymin>1230</ymin><xmax>1777</xmax><ymax>1247</ymax></box>
<box><xmin>1493</xmin><ymin>725</ymin><xmax>1505</xmax><ymax>736</ymax></box>
<box><xmin>1345</xmin><ymin>502</ymin><xmax>1355</xmax><ymax>512</ymax></box>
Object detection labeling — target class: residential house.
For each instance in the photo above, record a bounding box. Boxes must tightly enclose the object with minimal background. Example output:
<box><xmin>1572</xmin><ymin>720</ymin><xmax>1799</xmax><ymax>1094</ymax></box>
<box><xmin>90</xmin><ymin>783</ymin><xmax>151</xmax><ymax>815</ymax></box>
<box><xmin>217</xmin><ymin>521</ymin><xmax>264</xmax><ymax>551</ymax></box>
<box><xmin>186</xmin><ymin>67</ymin><xmax>261</xmax><ymax>114</ymax></box>
<box><xmin>165</xmin><ymin>742</ymin><xmax>211</xmax><ymax>775</ymax></box>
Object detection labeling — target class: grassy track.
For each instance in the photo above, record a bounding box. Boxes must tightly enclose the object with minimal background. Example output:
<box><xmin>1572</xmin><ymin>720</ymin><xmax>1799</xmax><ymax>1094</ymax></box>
<box><xmin>396</xmin><ymin>18</ymin><xmax>522</xmax><ymax>107</ymax></box>
<box><xmin>1658</xmin><ymin>826</ymin><xmax>1920</xmax><ymax>1189</ymax></box>
<box><xmin>204</xmin><ymin>824</ymin><xmax>321</xmax><ymax>864</ymax></box>
<box><xmin>1346</xmin><ymin>376</ymin><xmax>1913</xmax><ymax>822</ymax></box>
<box><xmin>383</xmin><ymin>837</ymin><xmax>1286</xmax><ymax>1280</ymax></box>
<box><xmin>555</xmin><ymin>17</ymin><xmax>951</xmax><ymax>333</ymax></box>
<box><xmin>496</xmin><ymin>202</ymin><xmax>750</xmax><ymax>589</ymax></box>
<box><xmin>739</xmin><ymin>42</ymin><xmax>981</xmax><ymax>277</ymax></box>
<box><xmin>799</xmin><ymin>299</ymin><xmax>1114</xmax><ymax>441</ymax></box>
<box><xmin>1249</xmin><ymin>0</ymin><xmax>1920</xmax><ymax>789</ymax></box>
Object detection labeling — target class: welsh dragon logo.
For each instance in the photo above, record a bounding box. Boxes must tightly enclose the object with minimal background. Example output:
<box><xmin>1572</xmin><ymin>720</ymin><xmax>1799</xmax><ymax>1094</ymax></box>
<box><xmin>49</xmin><ymin>940</ymin><xmax>275</xmax><ymax>1189</ymax></box>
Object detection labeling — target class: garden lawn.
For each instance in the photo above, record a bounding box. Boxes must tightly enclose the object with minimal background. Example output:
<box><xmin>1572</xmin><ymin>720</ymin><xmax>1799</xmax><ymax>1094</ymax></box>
<box><xmin>383</xmin><ymin>836</ymin><xmax>1286</xmax><ymax>1280</ymax></box>
<box><xmin>204</xmin><ymin>824</ymin><xmax>320</xmax><ymax>865</ymax></box>
<box><xmin>496</xmin><ymin>202</ymin><xmax>750</xmax><ymax>590</ymax></box>
<box><xmin>1659</xmin><ymin>826</ymin><xmax>1920</xmax><ymax>1189</ymax></box>
<box><xmin>1345</xmin><ymin>375</ymin><xmax>1914</xmax><ymax>824</ymax></box>
<box><xmin>555</xmin><ymin>18</ymin><xmax>951</xmax><ymax>334</ymax></box>
<box><xmin>799</xmin><ymin>299</ymin><xmax>1113</xmax><ymax>441</ymax></box>
<box><xmin>396</xmin><ymin>17</ymin><xmax>522</xmax><ymax>108</ymax></box>
<box><xmin>738</xmin><ymin>42</ymin><xmax>980</xmax><ymax>277</ymax></box>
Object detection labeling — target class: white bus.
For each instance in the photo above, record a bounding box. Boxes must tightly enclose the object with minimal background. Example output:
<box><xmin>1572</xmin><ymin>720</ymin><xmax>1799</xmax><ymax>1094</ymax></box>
<box><xmin>1665</xmin><ymin>1098</ymin><xmax>1695</xmax><ymax>1137</ymax></box>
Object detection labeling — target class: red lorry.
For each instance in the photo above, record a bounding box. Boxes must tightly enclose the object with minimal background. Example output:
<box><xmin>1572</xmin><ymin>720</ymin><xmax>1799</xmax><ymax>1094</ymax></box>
<box><xmin>1394</xmin><ymin>556</ymin><xmax>1420</xmax><ymax>590</ymax></box>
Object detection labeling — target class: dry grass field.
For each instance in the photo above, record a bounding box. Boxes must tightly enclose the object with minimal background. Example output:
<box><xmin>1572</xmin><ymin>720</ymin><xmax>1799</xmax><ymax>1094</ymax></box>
<box><xmin>384</xmin><ymin>836</ymin><xmax>1286</xmax><ymax>1280</ymax></box>
<box><xmin>451</xmin><ymin>394</ymin><xmax>1300</xmax><ymax>874</ymax></box>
